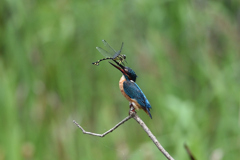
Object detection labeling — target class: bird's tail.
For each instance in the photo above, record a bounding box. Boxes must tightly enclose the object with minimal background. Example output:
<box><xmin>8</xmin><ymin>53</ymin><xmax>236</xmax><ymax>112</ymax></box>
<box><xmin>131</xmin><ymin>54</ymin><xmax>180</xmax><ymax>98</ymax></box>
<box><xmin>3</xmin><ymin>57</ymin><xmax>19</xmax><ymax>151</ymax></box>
<box><xmin>143</xmin><ymin>108</ymin><xmax>152</xmax><ymax>119</ymax></box>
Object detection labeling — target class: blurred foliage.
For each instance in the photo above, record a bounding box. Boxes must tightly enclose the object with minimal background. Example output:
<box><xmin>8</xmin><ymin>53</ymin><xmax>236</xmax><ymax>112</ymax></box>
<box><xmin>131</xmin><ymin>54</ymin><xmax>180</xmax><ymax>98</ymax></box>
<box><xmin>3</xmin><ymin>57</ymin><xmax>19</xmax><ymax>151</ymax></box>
<box><xmin>0</xmin><ymin>0</ymin><xmax>240</xmax><ymax>159</ymax></box>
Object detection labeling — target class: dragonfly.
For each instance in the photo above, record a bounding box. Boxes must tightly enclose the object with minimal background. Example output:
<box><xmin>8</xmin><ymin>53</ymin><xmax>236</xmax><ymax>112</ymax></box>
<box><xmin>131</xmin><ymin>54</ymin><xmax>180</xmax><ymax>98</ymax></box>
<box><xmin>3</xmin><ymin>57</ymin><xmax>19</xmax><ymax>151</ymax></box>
<box><xmin>92</xmin><ymin>40</ymin><xmax>127</xmax><ymax>66</ymax></box>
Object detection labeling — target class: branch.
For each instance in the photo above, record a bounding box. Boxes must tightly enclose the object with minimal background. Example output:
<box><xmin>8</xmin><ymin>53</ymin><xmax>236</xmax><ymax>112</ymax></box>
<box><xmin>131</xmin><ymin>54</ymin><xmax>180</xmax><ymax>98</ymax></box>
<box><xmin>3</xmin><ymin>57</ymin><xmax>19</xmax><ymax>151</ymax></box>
<box><xmin>184</xmin><ymin>143</ymin><xmax>196</xmax><ymax>160</ymax></box>
<box><xmin>73</xmin><ymin>115</ymin><xmax>132</xmax><ymax>137</ymax></box>
<box><xmin>131</xmin><ymin>111</ymin><xmax>174</xmax><ymax>160</ymax></box>
<box><xmin>73</xmin><ymin>111</ymin><xmax>174</xmax><ymax>160</ymax></box>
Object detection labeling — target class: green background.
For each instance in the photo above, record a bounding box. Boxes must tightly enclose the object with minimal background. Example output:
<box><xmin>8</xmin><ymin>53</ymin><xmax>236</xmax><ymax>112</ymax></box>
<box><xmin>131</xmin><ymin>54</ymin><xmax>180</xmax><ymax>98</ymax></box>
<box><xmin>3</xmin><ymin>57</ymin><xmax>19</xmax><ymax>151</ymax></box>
<box><xmin>1</xmin><ymin>0</ymin><xmax>240</xmax><ymax>159</ymax></box>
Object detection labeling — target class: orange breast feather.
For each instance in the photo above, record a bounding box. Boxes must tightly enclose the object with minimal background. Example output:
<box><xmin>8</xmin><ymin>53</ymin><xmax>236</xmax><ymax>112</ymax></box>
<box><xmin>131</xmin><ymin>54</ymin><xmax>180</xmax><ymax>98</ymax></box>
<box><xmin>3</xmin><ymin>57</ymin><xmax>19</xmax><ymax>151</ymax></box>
<box><xmin>119</xmin><ymin>76</ymin><xmax>141</xmax><ymax>110</ymax></box>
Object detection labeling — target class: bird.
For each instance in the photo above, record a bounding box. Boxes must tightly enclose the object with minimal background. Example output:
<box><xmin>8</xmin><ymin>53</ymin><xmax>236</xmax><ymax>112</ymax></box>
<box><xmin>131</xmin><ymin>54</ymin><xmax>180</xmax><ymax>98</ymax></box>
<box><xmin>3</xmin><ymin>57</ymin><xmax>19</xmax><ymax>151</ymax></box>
<box><xmin>109</xmin><ymin>60</ymin><xmax>152</xmax><ymax>119</ymax></box>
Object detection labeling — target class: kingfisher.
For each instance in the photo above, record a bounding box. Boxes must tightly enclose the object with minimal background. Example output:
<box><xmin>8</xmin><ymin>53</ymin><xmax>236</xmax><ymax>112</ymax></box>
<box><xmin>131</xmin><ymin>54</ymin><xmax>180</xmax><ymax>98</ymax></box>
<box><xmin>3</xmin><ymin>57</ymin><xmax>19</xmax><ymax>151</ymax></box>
<box><xmin>109</xmin><ymin>60</ymin><xmax>152</xmax><ymax>119</ymax></box>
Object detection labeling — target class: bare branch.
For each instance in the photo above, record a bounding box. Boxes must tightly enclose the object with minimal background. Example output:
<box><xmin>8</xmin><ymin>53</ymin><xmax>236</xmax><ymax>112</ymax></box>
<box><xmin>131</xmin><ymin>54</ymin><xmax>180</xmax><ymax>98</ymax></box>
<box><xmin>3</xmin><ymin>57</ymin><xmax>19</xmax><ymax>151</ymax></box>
<box><xmin>130</xmin><ymin>111</ymin><xmax>174</xmax><ymax>160</ymax></box>
<box><xmin>73</xmin><ymin>115</ymin><xmax>132</xmax><ymax>137</ymax></box>
<box><xmin>73</xmin><ymin>111</ymin><xmax>174</xmax><ymax>160</ymax></box>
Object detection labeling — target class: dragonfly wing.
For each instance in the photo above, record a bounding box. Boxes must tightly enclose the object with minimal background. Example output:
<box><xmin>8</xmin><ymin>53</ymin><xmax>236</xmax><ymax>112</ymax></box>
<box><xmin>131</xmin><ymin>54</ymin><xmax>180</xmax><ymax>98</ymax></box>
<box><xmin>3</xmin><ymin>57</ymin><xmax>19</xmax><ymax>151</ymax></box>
<box><xmin>112</xmin><ymin>42</ymin><xmax>124</xmax><ymax>59</ymax></box>
<box><xmin>102</xmin><ymin>40</ymin><xmax>117</xmax><ymax>57</ymax></box>
<box><xmin>96</xmin><ymin>47</ymin><xmax>112</xmax><ymax>58</ymax></box>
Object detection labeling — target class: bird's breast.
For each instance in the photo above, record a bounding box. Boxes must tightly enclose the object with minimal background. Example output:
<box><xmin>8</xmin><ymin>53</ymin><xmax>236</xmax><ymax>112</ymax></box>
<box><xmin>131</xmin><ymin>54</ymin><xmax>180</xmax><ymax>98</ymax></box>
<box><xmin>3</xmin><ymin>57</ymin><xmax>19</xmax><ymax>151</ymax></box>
<box><xmin>119</xmin><ymin>76</ymin><xmax>141</xmax><ymax>110</ymax></box>
<box><xmin>119</xmin><ymin>76</ymin><xmax>131</xmax><ymax>101</ymax></box>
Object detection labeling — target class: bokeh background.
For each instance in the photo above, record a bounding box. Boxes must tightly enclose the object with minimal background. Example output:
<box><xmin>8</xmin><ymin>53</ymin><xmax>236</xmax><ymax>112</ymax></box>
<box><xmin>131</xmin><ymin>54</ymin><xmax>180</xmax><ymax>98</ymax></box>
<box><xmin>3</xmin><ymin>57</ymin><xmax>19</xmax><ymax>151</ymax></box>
<box><xmin>1</xmin><ymin>0</ymin><xmax>240</xmax><ymax>159</ymax></box>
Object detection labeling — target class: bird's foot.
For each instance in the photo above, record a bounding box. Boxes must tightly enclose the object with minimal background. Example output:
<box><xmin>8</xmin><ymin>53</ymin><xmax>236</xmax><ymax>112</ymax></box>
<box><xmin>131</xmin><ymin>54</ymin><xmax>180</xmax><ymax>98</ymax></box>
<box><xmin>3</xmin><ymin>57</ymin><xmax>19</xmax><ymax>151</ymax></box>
<box><xmin>129</xmin><ymin>103</ymin><xmax>134</xmax><ymax>110</ymax></box>
<box><xmin>129</xmin><ymin>102</ymin><xmax>132</xmax><ymax>108</ymax></box>
<box><xmin>129</xmin><ymin>104</ymin><xmax>136</xmax><ymax>116</ymax></box>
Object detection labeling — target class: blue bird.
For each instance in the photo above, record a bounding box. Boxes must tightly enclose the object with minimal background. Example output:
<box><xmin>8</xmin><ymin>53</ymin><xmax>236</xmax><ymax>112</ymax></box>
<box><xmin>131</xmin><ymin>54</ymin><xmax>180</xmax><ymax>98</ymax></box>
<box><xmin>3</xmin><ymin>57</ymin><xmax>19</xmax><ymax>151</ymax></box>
<box><xmin>109</xmin><ymin>60</ymin><xmax>152</xmax><ymax>119</ymax></box>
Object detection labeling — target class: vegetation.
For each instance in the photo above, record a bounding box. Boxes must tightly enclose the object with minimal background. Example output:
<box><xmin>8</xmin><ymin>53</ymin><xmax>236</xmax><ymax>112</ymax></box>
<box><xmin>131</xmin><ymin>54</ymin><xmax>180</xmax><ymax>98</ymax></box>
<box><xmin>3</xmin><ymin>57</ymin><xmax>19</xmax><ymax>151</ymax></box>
<box><xmin>1</xmin><ymin>0</ymin><xmax>239</xmax><ymax>159</ymax></box>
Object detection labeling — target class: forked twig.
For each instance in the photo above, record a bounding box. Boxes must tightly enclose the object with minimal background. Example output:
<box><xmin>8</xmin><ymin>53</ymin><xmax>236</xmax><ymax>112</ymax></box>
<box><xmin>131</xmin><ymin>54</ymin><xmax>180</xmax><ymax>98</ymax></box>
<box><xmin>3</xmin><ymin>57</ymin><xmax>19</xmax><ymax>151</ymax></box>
<box><xmin>73</xmin><ymin>111</ymin><xmax>174</xmax><ymax>160</ymax></box>
<box><xmin>73</xmin><ymin>115</ymin><xmax>132</xmax><ymax>137</ymax></box>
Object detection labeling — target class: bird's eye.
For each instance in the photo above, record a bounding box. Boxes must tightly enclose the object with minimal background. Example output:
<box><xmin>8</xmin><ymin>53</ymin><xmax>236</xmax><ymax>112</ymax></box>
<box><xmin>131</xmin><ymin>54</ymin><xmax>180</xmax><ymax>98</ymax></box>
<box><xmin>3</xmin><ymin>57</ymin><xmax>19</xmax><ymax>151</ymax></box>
<box><xmin>125</xmin><ymin>69</ymin><xmax>128</xmax><ymax>72</ymax></box>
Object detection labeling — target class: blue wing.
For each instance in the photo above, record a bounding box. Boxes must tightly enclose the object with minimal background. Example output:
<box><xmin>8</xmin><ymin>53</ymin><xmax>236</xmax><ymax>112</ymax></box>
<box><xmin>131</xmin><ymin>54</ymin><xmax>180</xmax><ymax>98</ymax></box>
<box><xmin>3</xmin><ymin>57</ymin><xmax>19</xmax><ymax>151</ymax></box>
<box><xmin>123</xmin><ymin>80</ymin><xmax>152</xmax><ymax>118</ymax></box>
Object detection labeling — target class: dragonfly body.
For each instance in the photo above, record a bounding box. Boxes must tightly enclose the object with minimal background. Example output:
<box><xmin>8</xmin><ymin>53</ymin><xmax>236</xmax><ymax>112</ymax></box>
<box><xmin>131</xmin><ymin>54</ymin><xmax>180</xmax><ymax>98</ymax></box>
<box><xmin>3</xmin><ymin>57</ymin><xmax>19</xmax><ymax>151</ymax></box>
<box><xmin>92</xmin><ymin>40</ymin><xmax>127</xmax><ymax>66</ymax></box>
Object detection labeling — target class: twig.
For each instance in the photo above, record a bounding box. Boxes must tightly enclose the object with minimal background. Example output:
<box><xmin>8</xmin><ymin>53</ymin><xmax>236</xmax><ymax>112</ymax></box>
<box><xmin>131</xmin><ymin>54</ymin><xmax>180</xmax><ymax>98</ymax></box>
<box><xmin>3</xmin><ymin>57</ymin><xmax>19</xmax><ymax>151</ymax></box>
<box><xmin>184</xmin><ymin>143</ymin><xmax>196</xmax><ymax>160</ymax></box>
<box><xmin>130</xmin><ymin>111</ymin><xmax>174</xmax><ymax>160</ymax></box>
<box><xmin>73</xmin><ymin>111</ymin><xmax>174</xmax><ymax>160</ymax></box>
<box><xmin>73</xmin><ymin>115</ymin><xmax>132</xmax><ymax>137</ymax></box>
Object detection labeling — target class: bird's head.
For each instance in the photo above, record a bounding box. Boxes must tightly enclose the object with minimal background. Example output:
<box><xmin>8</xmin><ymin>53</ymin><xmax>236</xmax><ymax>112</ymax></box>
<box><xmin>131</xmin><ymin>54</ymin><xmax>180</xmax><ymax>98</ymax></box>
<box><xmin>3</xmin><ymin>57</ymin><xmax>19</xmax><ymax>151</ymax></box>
<box><xmin>109</xmin><ymin>60</ymin><xmax>137</xmax><ymax>82</ymax></box>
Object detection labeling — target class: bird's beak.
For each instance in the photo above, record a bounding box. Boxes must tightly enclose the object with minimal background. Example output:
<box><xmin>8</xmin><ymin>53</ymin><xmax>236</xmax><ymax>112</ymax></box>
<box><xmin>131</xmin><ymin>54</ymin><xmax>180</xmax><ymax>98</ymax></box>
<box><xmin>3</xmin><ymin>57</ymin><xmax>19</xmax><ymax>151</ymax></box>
<box><xmin>109</xmin><ymin>60</ymin><xmax>126</xmax><ymax>74</ymax></box>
